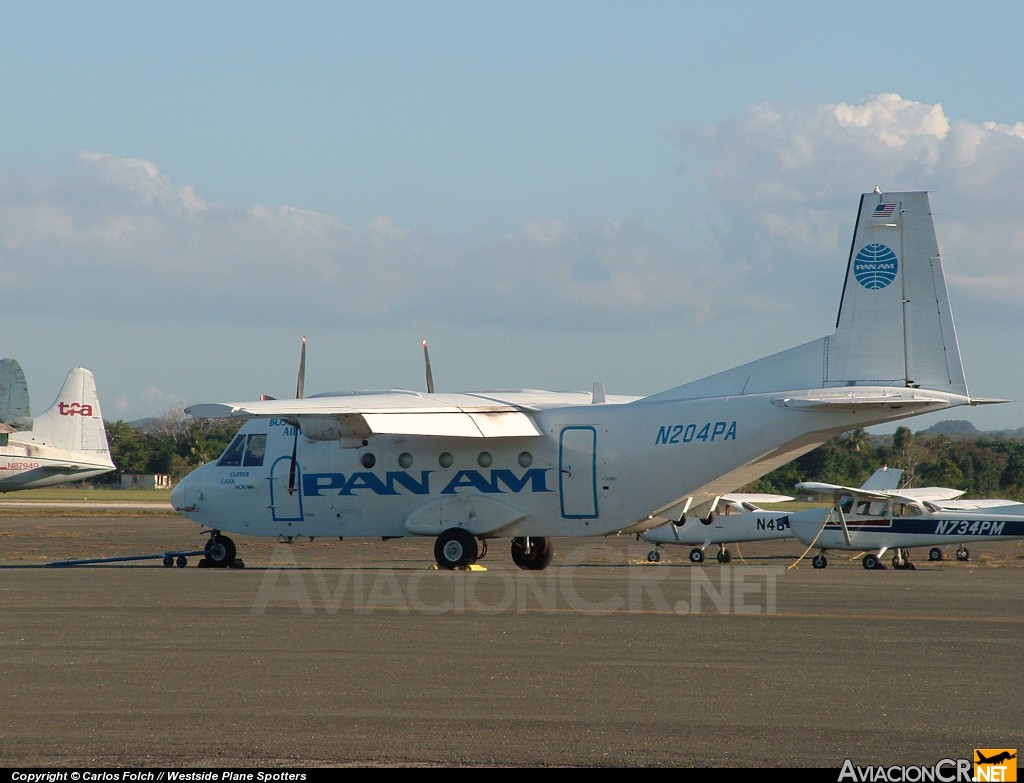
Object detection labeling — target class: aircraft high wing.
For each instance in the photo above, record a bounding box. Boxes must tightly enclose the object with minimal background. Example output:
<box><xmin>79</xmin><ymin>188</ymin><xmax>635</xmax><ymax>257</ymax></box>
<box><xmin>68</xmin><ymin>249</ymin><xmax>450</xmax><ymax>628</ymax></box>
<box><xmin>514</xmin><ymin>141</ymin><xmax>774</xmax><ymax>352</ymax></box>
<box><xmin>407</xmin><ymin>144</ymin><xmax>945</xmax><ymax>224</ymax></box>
<box><xmin>171</xmin><ymin>190</ymin><xmax>1002</xmax><ymax>570</ymax></box>
<box><xmin>639</xmin><ymin>466</ymin><xmax>904</xmax><ymax>564</ymax></box>
<box><xmin>0</xmin><ymin>361</ymin><xmax>115</xmax><ymax>491</ymax></box>
<box><xmin>786</xmin><ymin>477</ymin><xmax>1024</xmax><ymax>570</ymax></box>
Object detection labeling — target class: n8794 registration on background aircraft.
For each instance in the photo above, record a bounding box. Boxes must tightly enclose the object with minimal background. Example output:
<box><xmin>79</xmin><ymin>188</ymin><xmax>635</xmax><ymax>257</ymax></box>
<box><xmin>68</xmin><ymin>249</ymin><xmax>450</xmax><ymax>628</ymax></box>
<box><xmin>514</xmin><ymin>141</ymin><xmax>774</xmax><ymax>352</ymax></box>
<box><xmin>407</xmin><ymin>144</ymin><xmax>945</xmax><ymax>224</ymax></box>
<box><xmin>171</xmin><ymin>190</ymin><xmax>1001</xmax><ymax>570</ymax></box>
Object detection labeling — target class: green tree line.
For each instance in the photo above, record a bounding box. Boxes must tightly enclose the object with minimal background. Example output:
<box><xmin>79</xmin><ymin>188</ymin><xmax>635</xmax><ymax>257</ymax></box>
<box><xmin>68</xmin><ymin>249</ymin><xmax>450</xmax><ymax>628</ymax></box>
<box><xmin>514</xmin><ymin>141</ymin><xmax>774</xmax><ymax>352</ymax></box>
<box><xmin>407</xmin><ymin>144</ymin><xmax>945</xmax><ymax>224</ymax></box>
<box><xmin>97</xmin><ymin>417</ymin><xmax>1024</xmax><ymax>503</ymax></box>
<box><xmin>100</xmin><ymin>413</ymin><xmax>242</xmax><ymax>485</ymax></box>
<box><xmin>740</xmin><ymin>427</ymin><xmax>1024</xmax><ymax>501</ymax></box>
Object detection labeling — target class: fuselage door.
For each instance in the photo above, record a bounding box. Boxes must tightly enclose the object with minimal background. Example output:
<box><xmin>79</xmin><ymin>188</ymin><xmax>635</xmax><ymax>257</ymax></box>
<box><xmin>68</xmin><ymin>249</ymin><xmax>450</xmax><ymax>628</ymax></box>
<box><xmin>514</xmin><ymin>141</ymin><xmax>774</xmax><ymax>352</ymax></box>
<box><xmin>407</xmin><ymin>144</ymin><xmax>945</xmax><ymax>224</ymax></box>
<box><xmin>559</xmin><ymin>425</ymin><xmax>598</xmax><ymax>519</ymax></box>
<box><xmin>269</xmin><ymin>454</ymin><xmax>303</xmax><ymax>522</ymax></box>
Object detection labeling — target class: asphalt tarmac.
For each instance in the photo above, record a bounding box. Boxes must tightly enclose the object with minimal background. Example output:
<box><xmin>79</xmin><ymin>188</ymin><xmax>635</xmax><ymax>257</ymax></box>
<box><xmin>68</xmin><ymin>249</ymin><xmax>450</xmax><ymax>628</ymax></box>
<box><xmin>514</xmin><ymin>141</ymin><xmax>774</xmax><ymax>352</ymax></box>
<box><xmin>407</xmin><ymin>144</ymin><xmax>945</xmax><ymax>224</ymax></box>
<box><xmin>1</xmin><ymin>508</ymin><xmax>1022</xmax><ymax>769</ymax></box>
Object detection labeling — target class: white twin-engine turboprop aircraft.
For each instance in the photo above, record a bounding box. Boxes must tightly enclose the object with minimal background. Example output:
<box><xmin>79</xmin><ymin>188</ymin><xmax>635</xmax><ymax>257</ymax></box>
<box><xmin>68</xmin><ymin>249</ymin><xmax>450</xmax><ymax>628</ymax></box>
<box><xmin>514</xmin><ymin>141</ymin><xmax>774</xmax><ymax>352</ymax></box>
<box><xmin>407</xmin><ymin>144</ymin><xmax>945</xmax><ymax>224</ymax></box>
<box><xmin>0</xmin><ymin>358</ymin><xmax>115</xmax><ymax>491</ymax></box>
<box><xmin>171</xmin><ymin>190</ymin><xmax>1002</xmax><ymax>570</ymax></box>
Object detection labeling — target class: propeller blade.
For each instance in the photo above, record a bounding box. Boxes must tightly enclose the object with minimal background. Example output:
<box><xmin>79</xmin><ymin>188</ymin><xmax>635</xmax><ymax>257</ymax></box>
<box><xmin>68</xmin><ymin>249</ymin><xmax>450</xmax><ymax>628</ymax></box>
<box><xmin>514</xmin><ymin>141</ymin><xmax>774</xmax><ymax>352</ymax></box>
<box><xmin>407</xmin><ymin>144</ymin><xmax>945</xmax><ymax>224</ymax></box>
<box><xmin>422</xmin><ymin>338</ymin><xmax>434</xmax><ymax>394</ymax></box>
<box><xmin>289</xmin><ymin>335</ymin><xmax>307</xmax><ymax>494</ymax></box>
<box><xmin>296</xmin><ymin>335</ymin><xmax>307</xmax><ymax>400</ymax></box>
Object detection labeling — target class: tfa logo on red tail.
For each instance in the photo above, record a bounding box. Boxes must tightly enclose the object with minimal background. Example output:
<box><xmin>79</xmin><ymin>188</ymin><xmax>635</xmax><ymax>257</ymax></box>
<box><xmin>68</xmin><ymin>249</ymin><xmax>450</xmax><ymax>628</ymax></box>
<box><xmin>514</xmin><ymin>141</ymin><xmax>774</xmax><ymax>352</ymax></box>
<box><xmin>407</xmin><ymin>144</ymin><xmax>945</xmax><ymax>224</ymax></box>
<box><xmin>975</xmin><ymin>749</ymin><xmax>1017</xmax><ymax>782</ymax></box>
<box><xmin>58</xmin><ymin>402</ymin><xmax>93</xmax><ymax>416</ymax></box>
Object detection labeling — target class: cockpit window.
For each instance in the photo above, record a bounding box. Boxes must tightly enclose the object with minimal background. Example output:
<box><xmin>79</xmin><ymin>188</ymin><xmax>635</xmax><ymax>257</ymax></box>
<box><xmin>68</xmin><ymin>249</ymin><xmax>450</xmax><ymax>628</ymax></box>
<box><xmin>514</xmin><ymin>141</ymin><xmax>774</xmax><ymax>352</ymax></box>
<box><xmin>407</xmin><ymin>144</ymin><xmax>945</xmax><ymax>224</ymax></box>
<box><xmin>218</xmin><ymin>434</ymin><xmax>266</xmax><ymax>467</ymax></box>
<box><xmin>243</xmin><ymin>434</ymin><xmax>266</xmax><ymax>466</ymax></box>
<box><xmin>218</xmin><ymin>435</ymin><xmax>247</xmax><ymax>466</ymax></box>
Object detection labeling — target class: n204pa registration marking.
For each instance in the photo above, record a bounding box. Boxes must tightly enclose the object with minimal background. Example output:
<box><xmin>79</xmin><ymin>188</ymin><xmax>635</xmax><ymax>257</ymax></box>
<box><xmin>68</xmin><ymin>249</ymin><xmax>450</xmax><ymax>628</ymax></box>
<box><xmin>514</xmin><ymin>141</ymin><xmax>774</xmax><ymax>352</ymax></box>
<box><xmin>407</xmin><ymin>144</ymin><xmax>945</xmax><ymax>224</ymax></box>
<box><xmin>655</xmin><ymin>421</ymin><xmax>737</xmax><ymax>445</ymax></box>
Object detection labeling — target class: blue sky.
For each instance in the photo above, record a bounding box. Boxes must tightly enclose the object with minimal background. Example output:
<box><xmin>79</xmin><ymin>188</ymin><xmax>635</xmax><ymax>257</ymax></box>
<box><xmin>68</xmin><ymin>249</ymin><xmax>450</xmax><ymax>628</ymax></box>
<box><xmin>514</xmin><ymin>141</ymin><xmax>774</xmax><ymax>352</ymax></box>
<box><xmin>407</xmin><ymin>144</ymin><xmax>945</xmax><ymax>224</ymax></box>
<box><xmin>2</xmin><ymin>1</ymin><xmax>1022</xmax><ymax>435</ymax></box>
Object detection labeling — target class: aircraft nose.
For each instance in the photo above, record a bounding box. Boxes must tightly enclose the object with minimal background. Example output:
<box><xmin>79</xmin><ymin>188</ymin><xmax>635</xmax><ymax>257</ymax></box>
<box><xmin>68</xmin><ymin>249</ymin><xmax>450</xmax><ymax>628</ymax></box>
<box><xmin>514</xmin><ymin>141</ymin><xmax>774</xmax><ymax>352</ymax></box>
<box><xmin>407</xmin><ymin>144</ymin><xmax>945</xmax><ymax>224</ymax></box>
<box><xmin>170</xmin><ymin>478</ymin><xmax>189</xmax><ymax>511</ymax></box>
<box><xmin>170</xmin><ymin>480</ymin><xmax>183</xmax><ymax>509</ymax></box>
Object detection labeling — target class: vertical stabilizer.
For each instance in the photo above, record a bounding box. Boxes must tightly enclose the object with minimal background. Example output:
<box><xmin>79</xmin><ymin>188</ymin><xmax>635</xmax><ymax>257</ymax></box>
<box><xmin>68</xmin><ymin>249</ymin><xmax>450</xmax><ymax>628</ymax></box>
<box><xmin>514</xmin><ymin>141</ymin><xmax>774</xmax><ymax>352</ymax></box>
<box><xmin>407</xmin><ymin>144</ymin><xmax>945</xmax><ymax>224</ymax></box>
<box><xmin>644</xmin><ymin>190</ymin><xmax>971</xmax><ymax>403</ymax></box>
<box><xmin>0</xmin><ymin>359</ymin><xmax>32</xmax><ymax>433</ymax></box>
<box><xmin>825</xmin><ymin>191</ymin><xmax>968</xmax><ymax>396</ymax></box>
<box><xmin>19</xmin><ymin>367</ymin><xmax>114</xmax><ymax>465</ymax></box>
<box><xmin>860</xmin><ymin>465</ymin><xmax>903</xmax><ymax>491</ymax></box>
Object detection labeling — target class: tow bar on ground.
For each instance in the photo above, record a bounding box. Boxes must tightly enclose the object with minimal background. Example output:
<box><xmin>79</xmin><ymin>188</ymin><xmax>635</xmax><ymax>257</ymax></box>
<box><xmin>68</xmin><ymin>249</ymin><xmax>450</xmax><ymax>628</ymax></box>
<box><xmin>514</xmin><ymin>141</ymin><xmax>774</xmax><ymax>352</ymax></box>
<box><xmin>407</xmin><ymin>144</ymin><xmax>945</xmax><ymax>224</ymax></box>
<box><xmin>47</xmin><ymin>550</ymin><xmax>208</xmax><ymax>568</ymax></box>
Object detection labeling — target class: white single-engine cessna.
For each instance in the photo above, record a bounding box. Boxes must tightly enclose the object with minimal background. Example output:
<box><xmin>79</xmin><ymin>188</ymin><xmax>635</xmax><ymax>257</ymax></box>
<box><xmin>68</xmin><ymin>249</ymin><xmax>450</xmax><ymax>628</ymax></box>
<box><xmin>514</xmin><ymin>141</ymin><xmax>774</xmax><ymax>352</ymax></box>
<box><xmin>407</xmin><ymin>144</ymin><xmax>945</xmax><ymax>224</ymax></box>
<box><xmin>0</xmin><ymin>359</ymin><xmax>115</xmax><ymax>491</ymax></box>
<box><xmin>171</xmin><ymin>190</ymin><xmax>1001</xmax><ymax>570</ymax></box>
<box><xmin>640</xmin><ymin>466</ymin><xmax>904</xmax><ymax>565</ymax></box>
<box><xmin>785</xmin><ymin>478</ymin><xmax>1024</xmax><ymax>571</ymax></box>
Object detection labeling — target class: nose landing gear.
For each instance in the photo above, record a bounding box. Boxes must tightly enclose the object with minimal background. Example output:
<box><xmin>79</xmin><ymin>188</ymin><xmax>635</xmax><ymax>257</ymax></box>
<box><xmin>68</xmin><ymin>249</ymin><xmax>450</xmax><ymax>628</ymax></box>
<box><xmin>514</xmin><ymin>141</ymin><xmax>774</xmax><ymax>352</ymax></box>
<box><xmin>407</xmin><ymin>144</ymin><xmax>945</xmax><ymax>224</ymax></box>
<box><xmin>199</xmin><ymin>531</ymin><xmax>245</xmax><ymax>568</ymax></box>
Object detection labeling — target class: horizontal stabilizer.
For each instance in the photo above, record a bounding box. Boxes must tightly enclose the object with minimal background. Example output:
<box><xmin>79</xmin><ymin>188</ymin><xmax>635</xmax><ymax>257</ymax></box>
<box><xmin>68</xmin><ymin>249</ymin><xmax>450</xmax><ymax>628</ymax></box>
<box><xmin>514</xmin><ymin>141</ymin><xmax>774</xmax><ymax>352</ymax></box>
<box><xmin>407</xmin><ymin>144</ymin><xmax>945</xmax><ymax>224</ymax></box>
<box><xmin>770</xmin><ymin>388</ymin><xmax>952</xmax><ymax>411</ymax></box>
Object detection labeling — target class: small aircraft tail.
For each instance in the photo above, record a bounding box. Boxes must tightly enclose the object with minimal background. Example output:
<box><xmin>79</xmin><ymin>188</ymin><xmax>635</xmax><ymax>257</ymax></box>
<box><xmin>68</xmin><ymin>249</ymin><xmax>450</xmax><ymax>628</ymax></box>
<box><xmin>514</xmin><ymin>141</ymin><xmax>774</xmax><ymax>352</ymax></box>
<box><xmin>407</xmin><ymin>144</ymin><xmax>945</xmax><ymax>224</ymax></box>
<box><xmin>18</xmin><ymin>367</ymin><xmax>115</xmax><ymax>468</ymax></box>
<box><xmin>647</xmin><ymin>190</ymin><xmax>979</xmax><ymax>403</ymax></box>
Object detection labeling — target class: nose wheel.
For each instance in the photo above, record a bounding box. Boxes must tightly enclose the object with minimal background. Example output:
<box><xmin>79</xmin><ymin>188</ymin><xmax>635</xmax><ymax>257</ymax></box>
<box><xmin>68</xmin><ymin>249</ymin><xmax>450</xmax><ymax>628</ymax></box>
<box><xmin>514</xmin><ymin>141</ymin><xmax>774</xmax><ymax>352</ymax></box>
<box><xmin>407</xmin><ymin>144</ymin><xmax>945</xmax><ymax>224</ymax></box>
<box><xmin>200</xmin><ymin>531</ymin><xmax>244</xmax><ymax>568</ymax></box>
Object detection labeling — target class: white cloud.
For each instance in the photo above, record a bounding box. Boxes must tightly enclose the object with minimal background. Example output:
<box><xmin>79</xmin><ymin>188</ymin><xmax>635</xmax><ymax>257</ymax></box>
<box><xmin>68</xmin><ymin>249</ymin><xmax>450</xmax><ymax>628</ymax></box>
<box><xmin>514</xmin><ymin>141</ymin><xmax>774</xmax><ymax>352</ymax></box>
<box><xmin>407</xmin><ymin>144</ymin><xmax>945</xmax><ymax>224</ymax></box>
<box><xmin>1</xmin><ymin>94</ymin><xmax>1021</xmax><ymax>421</ymax></box>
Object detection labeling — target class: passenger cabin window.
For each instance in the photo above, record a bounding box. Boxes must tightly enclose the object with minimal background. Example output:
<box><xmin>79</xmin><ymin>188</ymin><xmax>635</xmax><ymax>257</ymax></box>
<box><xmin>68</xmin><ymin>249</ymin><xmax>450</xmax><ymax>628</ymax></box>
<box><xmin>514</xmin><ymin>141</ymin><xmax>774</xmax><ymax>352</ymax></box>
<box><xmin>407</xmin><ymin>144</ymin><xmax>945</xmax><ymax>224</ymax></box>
<box><xmin>218</xmin><ymin>434</ymin><xmax>267</xmax><ymax>467</ymax></box>
<box><xmin>854</xmin><ymin>500</ymin><xmax>889</xmax><ymax>517</ymax></box>
<box><xmin>892</xmin><ymin>502</ymin><xmax>922</xmax><ymax>517</ymax></box>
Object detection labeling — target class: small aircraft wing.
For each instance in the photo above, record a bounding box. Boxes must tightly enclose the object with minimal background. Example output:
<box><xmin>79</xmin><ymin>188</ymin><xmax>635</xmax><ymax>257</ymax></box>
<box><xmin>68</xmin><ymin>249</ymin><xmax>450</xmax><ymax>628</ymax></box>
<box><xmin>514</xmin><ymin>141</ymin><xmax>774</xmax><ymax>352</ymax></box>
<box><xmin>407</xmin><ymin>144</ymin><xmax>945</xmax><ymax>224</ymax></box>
<box><xmin>890</xmin><ymin>487</ymin><xmax>966</xmax><ymax>502</ymax></box>
<box><xmin>720</xmin><ymin>493</ymin><xmax>794</xmax><ymax>512</ymax></box>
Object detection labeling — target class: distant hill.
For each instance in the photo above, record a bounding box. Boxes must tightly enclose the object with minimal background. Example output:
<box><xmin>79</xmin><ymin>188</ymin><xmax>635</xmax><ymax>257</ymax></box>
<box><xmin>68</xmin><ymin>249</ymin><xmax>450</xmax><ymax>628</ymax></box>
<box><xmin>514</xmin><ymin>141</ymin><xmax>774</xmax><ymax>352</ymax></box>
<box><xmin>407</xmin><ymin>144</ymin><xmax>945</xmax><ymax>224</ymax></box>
<box><xmin>919</xmin><ymin>420</ymin><xmax>1024</xmax><ymax>440</ymax></box>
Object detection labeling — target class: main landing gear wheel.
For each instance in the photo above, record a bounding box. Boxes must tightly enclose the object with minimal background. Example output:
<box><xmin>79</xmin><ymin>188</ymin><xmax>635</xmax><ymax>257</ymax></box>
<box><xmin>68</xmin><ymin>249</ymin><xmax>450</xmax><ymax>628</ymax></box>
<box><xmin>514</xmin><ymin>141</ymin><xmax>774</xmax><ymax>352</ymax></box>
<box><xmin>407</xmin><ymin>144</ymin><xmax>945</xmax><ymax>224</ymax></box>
<box><xmin>647</xmin><ymin>549</ymin><xmax>661</xmax><ymax>563</ymax></box>
<box><xmin>511</xmin><ymin>536</ymin><xmax>553</xmax><ymax>571</ymax></box>
<box><xmin>929</xmin><ymin>547</ymin><xmax>943</xmax><ymax>562</ymax></box>
<box><xmin>716</xmin><ymin>547</ymin><xmax>732</xmax><ymax>564</ymax></box>
<box><xmin>688</xmin><ymin>548</ymin><xmax>704</xmax><ymax>564</ymax></box>
<box><xmin>862</xmin><ymin>553</ymin><xmax>886</xmax><ymax>570</ymax></box>
<box><xmin>203</xmin><ymin>533</ymin><xmax>237</xmax><ymax>569</ymax></box>
<box><xmin>434</xmin><ymin>528</ymin><xmax>479</xmax><ymax>570</ymax></box>
<box><xmin>812</xmin><ymin>553</ymin><xmax>828</xmax><ymax>569</ymax></box>
<box><xmin>892</xmin><ymin>549</ymin><xmax>916</xmax><ymax>570</ymax></box>
<box><xmin>956</xmin><ymin>546</ymin><xmax>970</xmax><ymax>561</ymax></box>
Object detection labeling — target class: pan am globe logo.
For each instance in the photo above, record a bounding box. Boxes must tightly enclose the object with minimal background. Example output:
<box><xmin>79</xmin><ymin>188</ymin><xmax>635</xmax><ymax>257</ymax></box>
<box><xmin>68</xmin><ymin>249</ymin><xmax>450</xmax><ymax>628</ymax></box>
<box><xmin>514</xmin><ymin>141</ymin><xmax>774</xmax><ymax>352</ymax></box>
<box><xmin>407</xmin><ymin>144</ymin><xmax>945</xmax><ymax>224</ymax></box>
<box><xmin>854</xmin><ymin>243</ymin><xmax>899</xmax><ymax>290</ymax></box>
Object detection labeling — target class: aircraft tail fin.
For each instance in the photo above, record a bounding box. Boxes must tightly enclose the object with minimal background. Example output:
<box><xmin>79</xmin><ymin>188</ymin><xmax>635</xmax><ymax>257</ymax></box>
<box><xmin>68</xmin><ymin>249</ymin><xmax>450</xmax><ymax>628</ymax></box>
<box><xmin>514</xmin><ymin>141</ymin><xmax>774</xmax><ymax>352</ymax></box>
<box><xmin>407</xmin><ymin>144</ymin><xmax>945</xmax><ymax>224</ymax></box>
<box><xmin>0</xmin><ymin>358</ymin><xmax>32</xmax><ymax>434</ymax></box>
<box><xmin>646</xmin><ymin>190</ymin><xmax>975</xmax><ymax>403</ymax></box>
<box><xmin>859</xmin><ymin>465</ymin><xmax>903</xmax><ymax>491</ymax></box>
<box><xmin>825</xmin><ymin>191</ymin><xmax>966</xmax><ymax>395</ymax></box>
<box><xmin>19</xmin><ymin>367</ymin><xmax>115</xmax><ymax>467</ymax></box>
